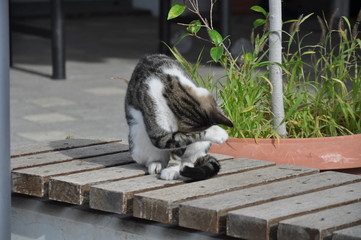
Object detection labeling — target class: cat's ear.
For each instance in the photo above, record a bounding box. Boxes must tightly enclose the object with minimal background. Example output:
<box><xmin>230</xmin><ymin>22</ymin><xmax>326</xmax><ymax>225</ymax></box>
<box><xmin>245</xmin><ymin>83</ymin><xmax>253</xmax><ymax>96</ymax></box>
<box><xmin>210</xmin><ymin>108</ymin><xmax>234</xmax><ymax>128</ymax></box>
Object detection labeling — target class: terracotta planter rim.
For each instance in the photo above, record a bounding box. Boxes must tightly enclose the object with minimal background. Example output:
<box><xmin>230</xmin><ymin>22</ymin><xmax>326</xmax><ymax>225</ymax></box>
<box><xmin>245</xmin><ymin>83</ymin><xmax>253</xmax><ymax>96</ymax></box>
<box><xmin>228</xmin><ymin>133</ymin><xmax>361</xmax><ymax>144</ymax></box>
<box><xmin>211</xmin><ymin>133</ymin><xmax>361</xmax><ymax>172</ymax></box>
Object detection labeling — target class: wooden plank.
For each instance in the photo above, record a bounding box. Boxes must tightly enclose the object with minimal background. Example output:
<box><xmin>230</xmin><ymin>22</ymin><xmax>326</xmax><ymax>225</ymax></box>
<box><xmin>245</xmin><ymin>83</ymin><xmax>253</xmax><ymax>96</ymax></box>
<box><xmin>90</xmin><ymin>175</ymin><xmax>183</xmax><ymax>214</ymax></box>
<box><xmin>277</xmin><ymin>202</ymin><xmax>361</xmax><ymax>240</ymax></box>
<box><xmin>89</xmin><ymin>158</ymin><xmax>274</xmax><ymax>215</ymax></box>
<box><xmin>11</xmin><ymin>138</ymin><xmax>121</xmax><ymax>157</ymax></box>
<box><xmin>48</xmin><ymin>163</ymin><xmax>146</xmax><ymax>205</ymax></box>
<box><xmin>226</xmin><ymin>182</ymin><xmax>361</xmax><ymax>240</ymax></box>
<box><xmin>133</xmin><ymin>165</ymin><xmax>318</xmax><ymax>224</ymax></box>
<box><xmin>11</xmin><ymin>142</ymin><xmax>128</xmax><ymax>170</ymax></box>
<box><xmin>208</xmin><ymin>153</ymin><xmax>234</xmax><ymax>161</ymax></box>
<box><xmin>332</xmin><ymin>225</ymin><xmax>361</xmax><ymax>240</ymax></box>
<box><xmin>12</xmin><ymin>151</ymin><xmax>133</xmax><ymax>197</ymax></box>
<box><xmin>179</xmin><ymin>171</ymin><xmax>361</xmax><ymax>233</ymax></box>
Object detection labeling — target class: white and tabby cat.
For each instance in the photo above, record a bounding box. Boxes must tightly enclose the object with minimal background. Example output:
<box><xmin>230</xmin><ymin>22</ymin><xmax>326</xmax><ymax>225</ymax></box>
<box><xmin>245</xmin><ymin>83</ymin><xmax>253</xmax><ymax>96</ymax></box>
<box><xmin>125</xmin><ymin>54</ymin><xmax>233</xmax><ymax>181</ymax></box>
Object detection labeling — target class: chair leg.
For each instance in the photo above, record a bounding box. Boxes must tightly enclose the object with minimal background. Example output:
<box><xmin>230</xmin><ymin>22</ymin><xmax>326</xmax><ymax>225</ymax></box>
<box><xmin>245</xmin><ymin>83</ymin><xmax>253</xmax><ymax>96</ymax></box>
<box><xmin>220</xmin><ymin>0</ymin><xmax>231</xmax><ymax>38</ymax></box>
<box><xmin>159</xmin><ymin>0</ymin><xmax>171</xmax><ymax>54</ymax></box>
<box><xmin>51</xmin><ymin>0</ymin><xmax>66</xmax><ymax>79</ymax></box>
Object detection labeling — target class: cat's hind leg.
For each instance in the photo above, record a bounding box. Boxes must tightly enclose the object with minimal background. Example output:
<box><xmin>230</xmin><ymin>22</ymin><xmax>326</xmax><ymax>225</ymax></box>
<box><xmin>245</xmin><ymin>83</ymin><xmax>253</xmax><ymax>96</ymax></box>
<box><xmin>128</xmin><ymin>107</ymin><xmax>170</xmax><ymax>174</ymax></box>
<box><xmin>159</xmin><ymin>142</ymin><xmax>211</xmax><ymax>180</ymax></box>
<box><xmin>180</xmin><ymin>141</ymin><xmax>211</xmax><ymax>168</ymax></box>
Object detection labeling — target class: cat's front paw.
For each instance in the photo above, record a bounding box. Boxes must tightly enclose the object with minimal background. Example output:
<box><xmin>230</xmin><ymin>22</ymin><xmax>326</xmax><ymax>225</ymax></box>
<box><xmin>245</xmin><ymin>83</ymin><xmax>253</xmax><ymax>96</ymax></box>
<box><xmin>204</xmin><ymin>125</ymin><xmax>228</xmax><ymax>144</ymax></box>
<box><xmin>148</xmin><ymin>162</ymin><xmax>163</xmax><ymax>174</ymax></box>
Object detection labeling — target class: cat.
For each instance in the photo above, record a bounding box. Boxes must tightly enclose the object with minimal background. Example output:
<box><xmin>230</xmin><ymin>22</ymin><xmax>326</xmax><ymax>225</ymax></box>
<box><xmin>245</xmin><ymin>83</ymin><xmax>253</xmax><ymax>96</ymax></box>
<box><xmin>125</xmin><ymin>54</ymin><xmax>233</xmax><ymax>181</ymax></box>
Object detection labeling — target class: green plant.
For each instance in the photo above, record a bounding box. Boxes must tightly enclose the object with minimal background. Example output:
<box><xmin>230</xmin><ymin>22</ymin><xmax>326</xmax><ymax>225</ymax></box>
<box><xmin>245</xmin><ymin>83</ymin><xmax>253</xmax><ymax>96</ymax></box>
<box><xmin>168</xmin><ymin>1</ymin><xmax>361</xmax><ymax>138</ymax></box>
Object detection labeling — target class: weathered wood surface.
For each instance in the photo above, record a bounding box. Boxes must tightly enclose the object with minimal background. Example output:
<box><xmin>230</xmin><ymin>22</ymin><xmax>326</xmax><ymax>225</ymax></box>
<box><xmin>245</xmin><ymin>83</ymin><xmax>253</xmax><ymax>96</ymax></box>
<box><xmin>12</xmin><ymin>151</ymin><xmax>133</xmax><ymax>197</ymax></box>
<box><xmin>133</xmin><ymin>165</ymin><xmax>318</xmax><ymax>224</ymax></box>
<box><xmin>278</xmin><ymin>202</ymin><xmax>361</xmax><ymax>240</ymax></box>
<box><xmin>90</xmin><ymin>175</ymin><xmax>182</xmax><ymax>214</ymax></box>
<box><xmin>178</xmin><ymin>171</ymin><xmax>361</xmax><ymax>233</ymax></box>
<box><xmin>332</xmin><ymin>225</ymin><xmax>361</xmax><ymax>240</ymax></box>
<box><xmin>89</xmin><ymin>158</ymin><xmax>274</xmax><ymax>214</ymax></box>
<box><xmin>11</xmin><ymin>138</ymin><xmax>120</xmax><ymax>158</ymax></box>
<box><xmin>48</xmin><ymin>163</ymin><xmax>147</xmax><ymax>205</ymax></box>
<box><xmin>227</xmin><ymin>182</ymin><xmax>361</xmax><ymax>240</ymax></box>
<box><xmin>10</xmin><ymin>139</ymin><xmax>361</xmax><ymax>240</ymax></box>
<box><xmin>11</xmin><ymin>141</ymin><xmax>128</xmax><ymax>170</ymax></box>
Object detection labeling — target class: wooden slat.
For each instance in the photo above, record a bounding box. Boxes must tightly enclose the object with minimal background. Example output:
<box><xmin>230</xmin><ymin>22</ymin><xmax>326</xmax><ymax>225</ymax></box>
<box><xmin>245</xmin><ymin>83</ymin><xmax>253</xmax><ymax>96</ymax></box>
<box><xmin>332</xmin><ymin>225</ymin><xmax>361</xmax><ymax>240</ymax></box>
<box><xmin>178</xmin><ymin>171</ymin><xmax>361</xmax><ymax>233</ymax></box>
<box><xmin>90</xmin><ymin>175</ymin><xmax>182</xmax><ymax>214</ymax></box>
<box><xmin>226</xmin><ymin>182</ymin><xmax>361</xmax><ymax>240</ymax></box>
<box><xmin>48</xmin><ymin>163</ymin><xmax>147</xmax><ymax>205</ymax></box>
<box><xmin>133</xmin><ymin>165</ymin><xmax>318</xmax><ymax>224</ymax></box>
<box><xmin>208</xmin><ymin>153</ymin><xmax>234</xmax><ymax>161</ymax></box>
<box><xmin>12</xmin><ymin>152</ymin><xmax>133</xmax><ymax>197</ymax></box>
<box><xmin>11</xmin><ymin>142</ymin><xmax>128</xmax><ymax>170</ymax></box>
<box><xmin>89</xmin><ymin>158</ymin><xmax>274</xmax><ymax>215</ymax></box>
<box><xmin>11</xmin><ymin>138</ymin><xmax>121</xmax><ymax>157</ymax></box>
<box><xmin>277</xmin><ymin>202</ymin><xmax>361</xmax><ymax>240</ymax></box>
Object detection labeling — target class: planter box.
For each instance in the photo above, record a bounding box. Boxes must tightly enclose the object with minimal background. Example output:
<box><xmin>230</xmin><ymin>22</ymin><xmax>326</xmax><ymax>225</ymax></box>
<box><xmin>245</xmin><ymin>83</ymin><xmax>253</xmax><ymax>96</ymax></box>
<box><xmin>210</xmin><ymin>134</ymin><xmax>361</xmax><ymax>174</ymax></box>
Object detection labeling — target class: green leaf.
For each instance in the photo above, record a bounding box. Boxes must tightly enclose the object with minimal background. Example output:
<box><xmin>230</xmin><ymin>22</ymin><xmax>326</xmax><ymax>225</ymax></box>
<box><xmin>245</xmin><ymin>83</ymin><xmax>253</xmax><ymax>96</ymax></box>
<box><xmin>253</xmin><ymin>18</ymin><xmax>266</xmax><ymax>28</ymax></box>
<box><xmin>172</xmin><ymin>33</ymin><xmax>191</xmax><ymax>47</ymax></box>
<box><xmin>356</xmin><ymin>39</ymin><xmax>361</xmax><ymax>49</ymax></box>
<box><xmin>243</xmin><ymin>53</ymin><xmax>254</xmax><ymax>62</ymax></box>
<box><xmin>250</xmin><ymin>5</ymin><xmax>267</xmax><ymax>16</ymax></box>
<box><xmin>186</xmin><ymin>20</ymin><xmax>201</xmax><ymax>34</ymax></box>
<box><xmin>241</xmin><ymin>105</ymin><xmax>257</xmax><ymax>113</ymax></box>
<box><xmin>167</xmin><ymin>4</ymin><xmax>186</xmax><ymax>20</ymax></box>
<box><xmin>283</xmin><ymin>19</ymin><xmax>298</xmax><ymax>24</ymax></box>
<box><xmin>210</xmin><ymin>46</ymin><xmax>224</xmax><ymax>62</ymax></box>
<box><xmin>208</xmin><ymin>30</ymin><xmax>223</xmax><ymax>46</ymax></box>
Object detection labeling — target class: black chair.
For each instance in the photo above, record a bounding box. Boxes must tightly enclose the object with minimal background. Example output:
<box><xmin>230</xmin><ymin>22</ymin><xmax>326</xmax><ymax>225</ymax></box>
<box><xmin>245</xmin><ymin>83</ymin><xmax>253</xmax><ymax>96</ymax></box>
<box><xmin>10</xmin><ymin>0</ymin><xmax>66</xmax><ymax>80</ymax></box>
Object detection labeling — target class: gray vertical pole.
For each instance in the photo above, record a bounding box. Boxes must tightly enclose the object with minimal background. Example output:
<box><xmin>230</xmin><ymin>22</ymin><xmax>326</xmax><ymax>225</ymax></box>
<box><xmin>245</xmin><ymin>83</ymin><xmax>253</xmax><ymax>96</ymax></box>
<box><xmin>159</xmin><ymin>0</ymin><xmax>170</xmax><ymax>54</ymax></box>
<box><xmin>0</xmin><ymin>0</ymin><xmax>11</xmax><ymax>239</ymax></box>
<box><xmin>269</xmin><ymin>0</ymin><xmax>287</xmax><ymax>137</ymax></box>
<box><xmin>51</xmin><ymin>0</ymin><xmax>66</xmax><ymax>79</ymax></box>
<box><xmin>220</xmin><ymin>0</ymin><xmax>230</xmax><ymax>38</ymax></box>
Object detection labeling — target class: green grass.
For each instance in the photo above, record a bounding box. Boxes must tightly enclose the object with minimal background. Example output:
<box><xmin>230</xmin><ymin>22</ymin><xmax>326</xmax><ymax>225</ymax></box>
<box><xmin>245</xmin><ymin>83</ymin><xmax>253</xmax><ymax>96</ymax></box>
<box><xmin>169</xmin><ymin>2</ymin><xmax>361</xmax><ymax>139</ymax></box>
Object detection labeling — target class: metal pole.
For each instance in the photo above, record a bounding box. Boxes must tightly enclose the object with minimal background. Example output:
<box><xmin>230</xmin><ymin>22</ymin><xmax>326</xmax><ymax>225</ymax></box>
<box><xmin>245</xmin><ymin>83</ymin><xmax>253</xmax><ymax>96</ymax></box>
<box><xmin>159</xmin><ymin>0</ymin><xmax>170</xmax><ymax>54</ymax></box>
<box><xmin>220</xmin><ymin>0</ymin><xmax>230</xmax><ymax>38</ymax></box>
<box><xmin>0</xmin><ymin>0</ymin><xmax>11</xmax><ymax>238</ymax></box>
<box><xmin>51</xmin><ymin>0</ymin><xmax>66</xmax><ymax>79</ymax></box>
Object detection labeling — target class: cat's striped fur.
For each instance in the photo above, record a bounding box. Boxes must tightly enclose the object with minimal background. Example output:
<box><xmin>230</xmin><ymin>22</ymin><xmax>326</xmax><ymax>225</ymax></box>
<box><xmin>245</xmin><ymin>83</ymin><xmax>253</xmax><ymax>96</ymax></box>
<box><xmin>125</xmin><ymin>54</ymin><xmax>233</xmax><ymax>181</ymax></box>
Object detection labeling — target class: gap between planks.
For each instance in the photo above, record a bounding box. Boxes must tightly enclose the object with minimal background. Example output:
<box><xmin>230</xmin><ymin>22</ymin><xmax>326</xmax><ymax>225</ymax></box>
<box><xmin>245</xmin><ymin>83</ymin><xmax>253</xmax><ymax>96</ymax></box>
<box><xmin>43</xmin><ymin>153</ymin><xmax>230</xmax><ymax>205</ymax></box>
<box><xmin>89</xmin><ymin>158</ymin><xmax>275</xmax><ymax>214</ymax></box>
<box><xmin>178</xmin><ymin>171</ymin><xmax>361</xmax><ymax>234</ymax></box>
<box><xmin>132</xmin><ymin>164</ymin><xmax>319</xmax><ymax>225</ymax></box>
<box><xmin>12</xmin><ymin>151</ymin><xmax>134</xmax><ymax>197</ymax></box>
<box><xmin>226</xmin><ymin>181</ymin><xmax>361</xmax><ymax>240</ymax></box>
<box><xmin>11</xmin><ymin>141</ymin><xmax>129</xmax><ymax>170</ymax></box>
<box><xmin>11</xmin><ymin>138</ymin><xmax>123</xmax><ymax>158</ymax></box>
<box><xmin>277</xmin><ymin>202</ymin><xmax>361</xmax><ymax>240</ymax></box>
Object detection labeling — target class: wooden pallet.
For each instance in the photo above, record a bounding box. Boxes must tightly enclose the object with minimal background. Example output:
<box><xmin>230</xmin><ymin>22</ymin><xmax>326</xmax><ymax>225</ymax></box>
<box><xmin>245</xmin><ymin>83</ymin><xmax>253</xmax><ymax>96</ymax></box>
<box><xmin>11</xmin><ymin>139</ymin><xmax>361</xmax><ymax>240</ymax></box>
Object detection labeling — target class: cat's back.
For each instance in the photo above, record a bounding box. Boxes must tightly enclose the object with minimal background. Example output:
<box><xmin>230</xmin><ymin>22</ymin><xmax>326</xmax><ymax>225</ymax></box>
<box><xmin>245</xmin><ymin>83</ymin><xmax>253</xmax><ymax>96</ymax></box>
<box><xmin>129</xmin><ymin>54</ymin><xmax>181</xmax><ymax>82</ymax></box>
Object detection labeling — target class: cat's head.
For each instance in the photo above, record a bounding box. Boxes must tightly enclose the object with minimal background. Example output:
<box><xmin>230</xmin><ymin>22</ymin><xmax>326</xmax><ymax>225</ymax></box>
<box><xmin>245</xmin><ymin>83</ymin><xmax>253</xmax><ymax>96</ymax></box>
<box><xmin>181</xmin><ymin>85</ymin><xmax>234</xmax><ymax>132</ymax></box>
<box><xmin>199</xmin><ymin>93</ymin><xmax>234</xmax><ymax>128</ymax></box>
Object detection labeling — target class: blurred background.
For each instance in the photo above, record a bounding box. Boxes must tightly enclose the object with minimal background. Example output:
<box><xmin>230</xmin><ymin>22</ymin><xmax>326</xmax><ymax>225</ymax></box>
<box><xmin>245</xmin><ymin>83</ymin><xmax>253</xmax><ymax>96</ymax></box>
<box><xmin>9</xmin><ymin>0</ymin><xmax>361</xmax><ymax>147</ymax></box>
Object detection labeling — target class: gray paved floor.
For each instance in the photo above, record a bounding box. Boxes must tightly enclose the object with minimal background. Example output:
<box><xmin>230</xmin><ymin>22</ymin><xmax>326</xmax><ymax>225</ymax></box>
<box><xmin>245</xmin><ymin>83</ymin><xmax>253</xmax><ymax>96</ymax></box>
<box><xmin>10</xmin><ymin>14</ymin><xmax>156</xmax><ymax>147</ymax></box>
<box><xmin>10</xmin><ymin>13</ymin><xmax>229</xmax><ymax>147</ymax></box>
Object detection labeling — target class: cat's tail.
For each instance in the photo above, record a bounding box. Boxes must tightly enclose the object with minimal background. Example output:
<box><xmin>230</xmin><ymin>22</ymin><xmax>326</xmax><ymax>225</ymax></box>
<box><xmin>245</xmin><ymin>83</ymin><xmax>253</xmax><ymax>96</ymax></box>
<box><xmin>180</xmin><ymin>155</ymin><xmax>220</xmax><ymax>181</ymax></box>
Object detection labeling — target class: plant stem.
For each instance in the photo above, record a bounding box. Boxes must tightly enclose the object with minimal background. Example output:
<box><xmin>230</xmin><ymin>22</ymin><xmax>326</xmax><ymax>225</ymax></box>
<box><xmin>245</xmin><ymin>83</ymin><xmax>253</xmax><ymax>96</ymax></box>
<box><xmin>269</xmin><ymin>0</ymin><xmax>287</xmax><ymax>137</ymax></box>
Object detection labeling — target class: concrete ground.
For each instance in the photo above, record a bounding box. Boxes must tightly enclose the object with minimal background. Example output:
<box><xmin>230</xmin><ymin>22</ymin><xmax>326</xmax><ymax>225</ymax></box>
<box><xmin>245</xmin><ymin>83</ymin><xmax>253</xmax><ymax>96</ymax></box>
<box><xmin>10</xmin><ymin>10</ymin><xmax>230</xmax><ymax>148</ymax></box>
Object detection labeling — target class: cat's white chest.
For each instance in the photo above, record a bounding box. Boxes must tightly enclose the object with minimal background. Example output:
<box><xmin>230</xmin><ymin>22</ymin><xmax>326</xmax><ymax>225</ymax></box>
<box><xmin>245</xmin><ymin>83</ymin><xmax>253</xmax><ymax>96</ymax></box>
<box><xmin>147</xmin><ymin>77</ymin><xmax>178</xmax><ymax>132</ymax></box>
